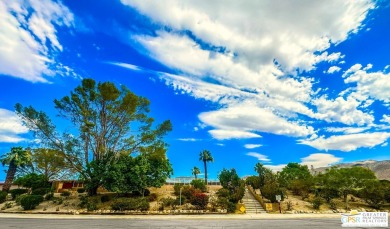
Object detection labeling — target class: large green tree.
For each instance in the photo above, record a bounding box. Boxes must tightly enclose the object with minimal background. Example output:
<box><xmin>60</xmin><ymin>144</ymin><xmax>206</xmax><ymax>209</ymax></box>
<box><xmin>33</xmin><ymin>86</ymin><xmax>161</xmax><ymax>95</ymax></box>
<box><xmin>191</xmin><ymin>166</ymin><xmax>200</xmax><ymax>179</ymax></box>
<box><xmin>320</xmin><ymin>167</ymin><xmax>376</xmax><ymax>209</ymax></box>
<box><xmin>199</xmin><ymin>150</ymin><xmax>213</xmax><ymax>185</ymax></box>
<box><xmin>1</xmin><ymin>147</ymin><xmax>31</xmax><ymax>192</ymax></box>
<box><xmin>278</xmin><ymin>162</ymin><xmax>312</xmax><ymax>188</ymax></box>
<box><xmin>15</xmin><ymin>79</ymin><xmax>172</xmax><ymax>195</ymax></box>
<box><xmin>254</xmin><ymin>162</ymin><xmax>268</xmax><ymax>188</ymax></box>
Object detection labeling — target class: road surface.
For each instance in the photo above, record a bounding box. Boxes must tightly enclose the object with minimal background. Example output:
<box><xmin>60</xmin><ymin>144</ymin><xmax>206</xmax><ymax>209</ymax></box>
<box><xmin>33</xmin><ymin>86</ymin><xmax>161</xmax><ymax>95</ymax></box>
<box><xmin>0</xmin><ymin>217</ymin><xmax>344</xmax><ymax>229</ymax></box>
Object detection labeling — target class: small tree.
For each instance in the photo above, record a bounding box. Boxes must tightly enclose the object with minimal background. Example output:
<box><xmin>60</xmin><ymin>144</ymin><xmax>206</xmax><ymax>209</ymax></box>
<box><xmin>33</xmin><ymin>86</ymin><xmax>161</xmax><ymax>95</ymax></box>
<box><xmin>321</xmin><ymin>167</ymin><xmax>376</xmax><ymax>209</ymax></box>
<box><xmin>191</xmin><ymin>166</ymin><xmax>201</xmax><ymax>179</ymax></box>
<box><xmin>199</xmin><ymin>150</ymin><xmax>213</xmax><ymax>185</ymax></box>
<box><xmin>360</xmin><ymin>180</ymin><xmax>386</xmax><ymax>209</ymax></box>
<box><xmin>1</xmin><ymin>147</ymin><xmax>31</xmax><ymax>192</ymax></box>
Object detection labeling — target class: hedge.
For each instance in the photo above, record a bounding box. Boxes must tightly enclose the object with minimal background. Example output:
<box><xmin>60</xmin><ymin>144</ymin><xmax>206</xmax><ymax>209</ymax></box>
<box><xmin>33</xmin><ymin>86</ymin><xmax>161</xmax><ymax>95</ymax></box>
<box><xmin>20</xmin><ymin>195</ymin><xmax>44</xmax><ymax>210</ymax></box>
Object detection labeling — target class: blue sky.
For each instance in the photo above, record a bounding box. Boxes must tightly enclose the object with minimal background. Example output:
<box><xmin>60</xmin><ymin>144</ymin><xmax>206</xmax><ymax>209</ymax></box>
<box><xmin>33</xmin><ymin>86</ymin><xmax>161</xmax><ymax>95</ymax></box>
<box><xmin>1</xmin><ymin>0</ymin><xmax>390</xmax><ymax>181</ymax></box>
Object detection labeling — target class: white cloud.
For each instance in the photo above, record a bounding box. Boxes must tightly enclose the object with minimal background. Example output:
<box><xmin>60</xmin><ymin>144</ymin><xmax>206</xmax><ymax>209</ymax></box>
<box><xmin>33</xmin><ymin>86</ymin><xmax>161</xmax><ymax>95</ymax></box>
<box><xmin>325</xmin><ymin>126</ymin><xmax>369</xmax><ymax>134</ymax></box>
<box><xmin>0</xmin><ymin>108</ymin><xmax>28</xmax><ymax>143</ymax></box>
<box><xmin>326</xmin><ymin>66</ymin><xmax>342</xmax><ymax>74</ymax></box>
<box><xmin>208</xmin><ymin>129</ymin><xmax>262</xmax><ymax>140</ymax></box>
<box><xmin>343</xmin><ymin>64</ymin><xmax>390</xmax><ymax>102</ymax></box>
<box><xmin>0</xmin><ymin>0</ymin><xmax>74</xmax><ymax>82</ymax></box>
<box><xmin>312</xmin><ymin>94</ymin><xmax>374</xmax><ymax>126</ymax></box>
<box><xmin>300</xmin><ymin>153</ymin><xmax>342</xmax><ymax>168</ymax></box>
<box><xmin>117</xmin><ymin>1</ymin><xmax>378</xmax><ymax>141</ymax></box>
<box><xmin>177</xmin><ymin>138</ymin><xmax>200</xmax><ymax>142</ymax></box>
<box><xmin>381</xmin><ymin>115</ymin><xmax>390</xmax><ymax>124</ymax></box>
<box><xmin>266</xmin><ymin>153</ymin><xmax>343</xmax><ymax>171</ymax></box>
<box><xmin>199</xmin><ymin>104</ymin><xmax>315</xmax><ymax>139</ymax></box>
<box><xmin>246</xmin><ymin>152</ymin><xmax>270</xmax><ymax>162</ymax></box>
<box><xmin>123</xmin><ymin>0</ymin><xmax>373</xmax><ymax>73</ymax></box>
<box><xmin>299</xmin><ymin>132</ymin><xmax>390</xmax><ymax>152</ymax></box>
<box><xmin>244</xmin><ymin>144</ymin><xmax>262</xmax><ymax>149</ymax></box>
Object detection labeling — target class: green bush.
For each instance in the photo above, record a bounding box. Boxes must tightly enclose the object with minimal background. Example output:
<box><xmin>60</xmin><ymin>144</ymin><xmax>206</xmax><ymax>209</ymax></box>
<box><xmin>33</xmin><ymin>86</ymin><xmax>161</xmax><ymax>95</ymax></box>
<box><xmin>111</xmin><ymin>198</ymin><xmax>149</xmax><ymax>211</ymax></box>
<box><xmin>87</xmin><ymin>201</ymin><xmax>98</xmax><ymax>211</ymax></box>
<box><xmin>0</xmin><ymin>191</ymin><xmax>7</xmax><ymax>203</ymax></box>
<box><xmin>60</xmin><ymin>191</ymin><xmax>71</xmax><ymax>197</ymax></box>
<box><xmin>174</xmin><ymin>196</ymin><xmax>187</xmax><ymax>206</ymax></box>
<box><xmin>21</xmin><ymin>195</ymin><xmax>44</xmax><ymax>210</ymax></box>
<box><xmin>311</xmin><ymin>197</ymin><xmax>323</xmax><ymax>210</ymax></box>
<box><xmin>15</xmin><ymin>194</ymin><xmax>28</xmax><ymax>205</ymax></box>
<box><xmin>77</xmin><ymin>188</ymin><xmax>85</xmax><ymax>194</ymax></box>
<box><xmin>360</xmin><ymin>180</ymin><xmax>386</xmax><ymax>209</ymax></box>
<box><xmin>31</xmin><ymin>188</ymin><xmax>51</xmax><ymax>196</ymax></box>
<box><xmin>10</xmin><ymin>189</ymin><xmax>28</xmax><ymax>200</ymax></box>
<box><xmin>45</xmin><ymin>193</ymin><xmax>54</xmax><ymax>201</ymax></box>
<box><xmin>190</xmin><ymin>192</ymin><xmax>209</xmax><ymax>210</ymax></box>
<box><xmin>132</xmin><ymin>189</ymin><xmax>150</xmax><ymax>197</ymax></box>
<box><xmin>191</xmin><ymin>179</ymin><xmax>207</xmax><ymax>192</ymax></box>
<box><xmin>160</xmin><ymin>197</ymin><xmax>175</xmax><ymax>207</ymax></box>
<box><xmin>5</xmin><ymin>202</ymin><xmax>13</xmax><ymax>209</ymax></box>
<box><xmin>101</xmin><ymin>195</ymin><xmax>111</xmax><ymax>203</ymax></box>
<box><xmin>329</xmin><ymin>200</ymin><xmax>337</xmax><ymax>210</ymax></box>
<box><xmin>14</xmin><ymin>173</ymin><xmax>50</xmax><ymax>190</ymax></box>
<box><xmin>173</xmin><ymin>183</ymin><xmax>184</xmax><ymax>196</ymax></box>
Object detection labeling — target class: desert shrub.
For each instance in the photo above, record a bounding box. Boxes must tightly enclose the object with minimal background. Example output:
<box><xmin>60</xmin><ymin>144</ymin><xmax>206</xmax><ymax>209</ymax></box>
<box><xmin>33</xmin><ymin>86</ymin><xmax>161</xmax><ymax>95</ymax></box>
<box><xmin>101</xmin><ymin>195</ymin><xmax>111</xmax><ymax>203</ymax></box>
<box><xmin>148</xmin><ymin>193</ymin><xmax>158</xmax><ymax>202</ymax></box>
<box><xmin>60</xmin><ymin>191</ymin><xmax>71</xmax><ymax>197</ymax></box>
<box><xmin>216</xmin><ymin>188</ymin><xmax>230</xmax><ymax>198</ymax></box>
<box><xmin>45</xmin><ymin>193</ymin><xmax>54</xmax><ymax>201</ymax></box>
<box><xmin>5</xmin><ymin>202</ymin><xmax>13</xmax><ymax>209</ymax></box>
<box><xmin>289</xmin><ymin>179</ymin><xmax>312</xmax><ymax>196</ymax></box>
<box><xmin>15</xmin><ymin>194</ymin><xmax>28</xmax><ymax>205</ymax></box>
<box><xmin>329</xmin><ymin>200</ymin><xmax>337</xmax><ymax>210</ymax></box>
<box><xmin>191</xmin><ymin>179</ymin><xmax>207</xmax><ymax>192</ymax></box>
<box><xmin>174</xmin><ymin>196</ymin><xmax>187</xmax><ymax>206</ymax></box>
<box><xmin>78</xmin><ymin>196</ymin><xmax>89</xmax><ymax>208</ymax></box>
<box><xmin>21</xmin><ymin>195</ymin><xmax>44</xmax><ymax>210</ymax></box>
<box><xmin>31</xmin><ymin>188</ymin><xmax>51</xmax><ymax>196</ymax></box>
<box><xmin>173</xmin><ymin>183</ymin><xmax>184</xmax><ymax>196</ymax></box>
<box><xmin>160</xmin><ymin>197</ymin><xmax>175</xmax><ymax>207</ymax></box>
<box><xmin>286</xmin><ymin>200</ymin><xmax>293</xmax><ymax>211</ymax></box>
<box><xmin>0</xmin><ymin>191</ymin><xmax>7</xmax><ymax>203</ymax></box>
<box><xmin>132</xmin><ymin>189</ymin><xmax>150</xmax><ymax>197</ymax></box>
<box><xmin>190</xmin><ymin>192</ymin><xmax>209</xmax><ymax>210</ymax></box>
<box><xmin>111</xmin><ymin>198</ymin><xmax>149</xmax><ymax>211</ymax></box>
<box><xmin>10</xmin><ymin>189</ymin><xmax>28</xmax><ymax>200</ymax></box>
<box><xmin>87</xmin><ymin>201</ymin><xmax>98</xmax><ymax>211</ymax></box>
<box><xmin>77</xmin><ymin>188</ymin><xmax>85</xmax><ymax>194</ymax></box>
<box><xmin>226</xmin><ymin>201</ymin><xmax>236</xmax><ymax>213</ymax></box>
<box><xmin>311</xmin><ymin>197</ymin><xmax>323</xmax><ymax>210</ymax></box>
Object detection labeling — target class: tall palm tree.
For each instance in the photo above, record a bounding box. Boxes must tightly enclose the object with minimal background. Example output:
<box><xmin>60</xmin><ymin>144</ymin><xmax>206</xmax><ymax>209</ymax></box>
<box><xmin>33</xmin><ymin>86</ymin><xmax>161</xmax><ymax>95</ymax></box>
<box><xmin>1</xmin><ymin>147</ymin><xmax>31</xmax><ymax>192</ymax></box>
<box><xmin>199</xmin><ymin>150</ymin><xmax>213</xmax><ymax>185</ymax></box>
<box><xmin>191</xmin><ymin>166</ymin><xmax>201</xmax><ymax>179</ymax></box>
<box><xmin>254</xmin><ymin>162</ymin><xmax>267</xmax><ymax>188</ymax></box>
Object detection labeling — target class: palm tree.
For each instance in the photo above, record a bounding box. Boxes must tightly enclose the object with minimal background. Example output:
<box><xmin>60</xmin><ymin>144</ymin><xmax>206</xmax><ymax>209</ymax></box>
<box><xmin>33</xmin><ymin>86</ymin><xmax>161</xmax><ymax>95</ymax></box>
<box><xmin>254</xmin><ymin>162</ymin><xmax>268</xmax><ymax>189</ymax></box>
<box><xmin>199</xmin><ymin>150</ymin><xmax>213</xmax><ymax>185</ymax></box>
<box><xmin>191</xmin><ymin>166</ymin><xmax>201</xmax><ymax>179</ymax></box>
<box><xmin>1</xmin><ymin>147</ymin><xmax>31</xmax><ymax>192</ymax></box>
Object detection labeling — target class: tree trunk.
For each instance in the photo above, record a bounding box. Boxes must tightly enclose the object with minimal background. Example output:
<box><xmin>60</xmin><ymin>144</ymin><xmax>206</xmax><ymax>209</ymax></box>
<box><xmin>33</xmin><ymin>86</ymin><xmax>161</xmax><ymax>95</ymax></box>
<box><xmin>195</xmin><ymin>174</ymin><xmax>197</xmax><ymax>179</ymax></box>
<box><xmin>2</xmin><ymin>161</ymin><xmax>17</xmax><ymax>192</ymax></box>
<box><xmin>204</xmin><ymin>161</ymin><xmax>208</xmax><ymax>185</ymax></box>
<box><xmin>344</xmin><ymin>192</ymin><xmax>349</xmax><ymax>210</ymax></box>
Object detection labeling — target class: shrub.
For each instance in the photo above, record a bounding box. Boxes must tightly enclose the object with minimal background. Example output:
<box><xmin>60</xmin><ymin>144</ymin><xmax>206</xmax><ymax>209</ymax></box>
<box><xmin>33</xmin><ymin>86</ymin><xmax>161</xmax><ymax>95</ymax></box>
<box><xmin>318</xmin><ymin>187</ymin><xmax>340</xmax><ymax>203</ymax></box>
<box><xmin>329</xmin><ymin>200</ymin><xmax>337</xmax><ymax>210</ymax></box>
<box><xmin>5</xmin><ymin>202</ymin><xmax>13</xmax><ymax>209</ymax></box>
<box><xmin>87</xmin><ymin>201</ymin><xmax>98</xmax><ymax>211</ymax></box>
<box><xmin>0</xmin><ymin>191</ymin><xmax>7</xmax><ymax>203</ymax></box>
<box><xmin>286</xmin><ymin>200</ymin><xmax>293</xmax><ymax>211</ymax></box>
<box><xmin>60</xmin><ymin>191</ymin><xmax>71</xmax><ymax>197</ymax></box>
<box><xmin>132</xmin><ymin>189</ymin><xmax>150</xmax><ymax>197</ymax></box>
<box><xmin>14</xmin><ymin>173</ymin><xmax>50</xmax><ymax>190</ymax></box>
<box><xmin>173</xmin><ymin>183</ymin><xmax>184</xmax><ymax>196</ymax></box>
<box><xmin>311</xmin><ymin>197</ymin><xmax>323</xmax><ymax>210</ymax></box>
<box><xmin>77</xmin><ymin>188</ymin><xmax>85</xmax><ymax>194</ymax></box>
<box><xmin>31</xmin><ymin>188</ymin><xmax>51</xmax><ymax>196</ymax></box>
<box><xmin>15</xmin><ymin>194</ymin><xmax>28</xmax><ymax>205</ymax></box>
<box><xmin>360</xmin><ymin>180</ymin><xmax>386</xmax><ymax>209</ymax></box>
<box><xmin>190</xmin><ymin>192</ymin><xmax>209</xmax><ymax>210</ymax></box>
<box><xmin>174</xmin><ymin>196</ymin><xmax>187</xmax><ymax>206</ymax></box>
<box><xmin>21</xmin><ymin>195</ymin><xmax>44</xmax><ymax>210</ymax></box>
<box><xmin>227</xmin><ymin>201</ymin><xmax>236</xmax><ymax>213</ymax></box>
<box><xmin>78</xmin><ymin>196</ymin><xmax>89</xmax><ymax>208</ymax></box>
<box><xmin>216</xmin><ymin>188</ymin><xmax>230</xmax><ymax>198</ymax></box>
<box><xmin>191</xmin><ymin>179</ymin><xmax>207</xmax><ymax>192</ymax></box>
<box><xmin>10</xmin><ymin>189</ymin><xmax>28</xmax><ymax>200</ymax></box>
<box><xmin>111</xmin><ymin>198</ymin><xmax>149</xmax><ymax>211</ymax></box>
<box><xmin>101</xmin><ymin>195</ymin><xmax>111</xmax><ymax>203</ymax></box>
<box><xmin>148</xmin><ymin>193</ymin><xmax>158</xmax><ymax>202</ymax></box>
<box><xmin>160</xmin><ymin>197</ymin><xmax>175</xmax><ymax>207</ymax></box>
<box><xmin>45</xmin><ymin>193</ymin><xmax>54</xmax><ymax>201</ymax></box>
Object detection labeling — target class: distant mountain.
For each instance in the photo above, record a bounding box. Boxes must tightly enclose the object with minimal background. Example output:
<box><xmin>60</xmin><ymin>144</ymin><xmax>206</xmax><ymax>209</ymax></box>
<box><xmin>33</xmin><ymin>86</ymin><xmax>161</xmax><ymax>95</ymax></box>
<box><xmin>313</xmin><ymin>160</ymin><xmax>390</xmax><ymax>181</ymax></box>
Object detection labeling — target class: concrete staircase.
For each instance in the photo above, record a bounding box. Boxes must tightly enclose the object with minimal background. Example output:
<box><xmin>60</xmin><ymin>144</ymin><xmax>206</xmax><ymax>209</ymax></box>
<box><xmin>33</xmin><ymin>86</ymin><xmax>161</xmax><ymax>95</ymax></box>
<box><xmin>242</xmin><ymin>188</ymin><xmax>267</xmax><ymax>214</ymax></box>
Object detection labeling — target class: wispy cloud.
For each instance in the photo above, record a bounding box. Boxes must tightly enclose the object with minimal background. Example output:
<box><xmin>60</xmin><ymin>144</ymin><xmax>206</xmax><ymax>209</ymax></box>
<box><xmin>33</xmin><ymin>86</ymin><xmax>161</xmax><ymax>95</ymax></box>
<box><xmin>244</xmin><ymin>144</ymin><xmax>262</xmax><ymax>149</ymax></box>
<box><xmin>246</xmin><ymin>152</ymin><xmax>270</xmax><ymax>162</ymax></box>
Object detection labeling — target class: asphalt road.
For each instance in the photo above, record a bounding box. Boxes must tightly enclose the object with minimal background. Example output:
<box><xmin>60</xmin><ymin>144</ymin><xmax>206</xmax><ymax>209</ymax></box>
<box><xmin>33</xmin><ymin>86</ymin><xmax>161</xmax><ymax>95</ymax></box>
<box><xmin>0</xmin><ymin>218</ymin><xmax>344</xmax><ymax>229</ymax></box>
